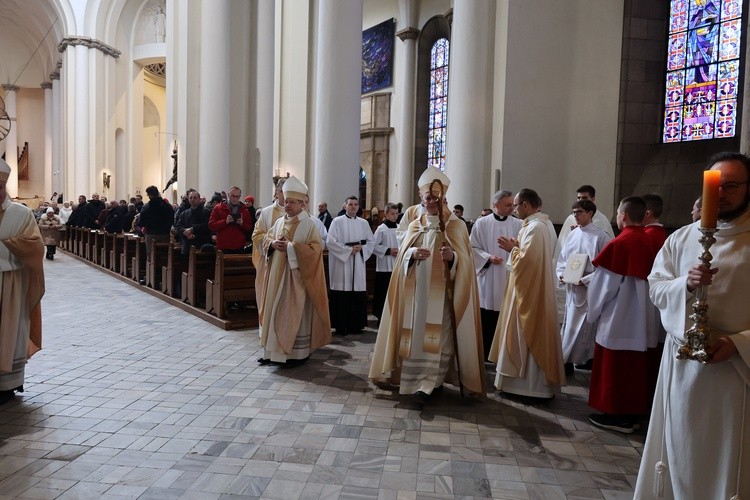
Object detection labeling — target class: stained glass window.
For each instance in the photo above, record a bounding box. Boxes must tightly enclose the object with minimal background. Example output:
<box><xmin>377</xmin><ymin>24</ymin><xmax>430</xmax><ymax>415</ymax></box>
<box><xmin>663</xmin><ymin>0</ymin><xmax>743</xmax><ymax>142</ymax></box>
<box><xmin>428</xmin><ymin>38</ymin><xmax>449</xmax><ymax>169</ymax></box>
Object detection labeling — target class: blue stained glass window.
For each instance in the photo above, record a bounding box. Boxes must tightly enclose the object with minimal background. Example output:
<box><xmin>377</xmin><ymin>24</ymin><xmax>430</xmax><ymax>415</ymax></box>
<box><xmin>663</xmin><ymin>0</ymin><xmax>743</xmax><ymax>142</ymax></box>
<box><xmin>428</xmin><ymin>38</ymin><xmax>449</xmax><ymax>170</ymax></box>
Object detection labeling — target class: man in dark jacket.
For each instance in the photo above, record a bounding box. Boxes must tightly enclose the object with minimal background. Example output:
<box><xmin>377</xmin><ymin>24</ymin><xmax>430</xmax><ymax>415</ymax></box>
<box><xmin>66</xmin><ymin>195</ymin><xmax>87</xmax><ymax>227</ymax></box>
<box><xmin>103</xmin><ymin>200</ymin><xmax>128</xmax><ymax>233</ymax></box>
<box><xmin>174</xmin><ymin>190</ymin><xmax>212</xmax><ymax>256</ymax></box>
<box><xmin>84</xmin><ymin>193</ymin><xmax>106</xmax><ymax>229</ymax></box>
<box><xmin>139</xmin><ymin>185</ymin><xmax>174</xmax><ymax>256</ymax></box>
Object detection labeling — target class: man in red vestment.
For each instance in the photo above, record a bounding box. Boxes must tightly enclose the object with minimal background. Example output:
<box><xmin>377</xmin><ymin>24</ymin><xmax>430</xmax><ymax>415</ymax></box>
<box><xmin>586</xmin><ymin>196</ymin><xmax>660</xmax><ymax>433</ymax></box>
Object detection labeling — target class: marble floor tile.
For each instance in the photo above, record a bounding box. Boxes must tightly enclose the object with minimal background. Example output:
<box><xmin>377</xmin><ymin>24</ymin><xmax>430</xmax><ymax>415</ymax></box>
<box><xmin>0</xmin><ymin>254</ymin><xmax>643</xmax><ymax>499</ymax></box>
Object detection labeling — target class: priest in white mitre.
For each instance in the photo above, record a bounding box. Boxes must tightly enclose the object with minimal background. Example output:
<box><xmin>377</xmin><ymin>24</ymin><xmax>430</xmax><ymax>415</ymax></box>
<box><xmin>634</xmin><ymin>152</ymin><xmax>750</xmax><ymax>500</ymax></box>
<box><xmin>555</xmin><ymin>199</ymin><xmax>611</xmax><ymax>373</ymax></box>
<box><xmin>489</xmin><ymin>188</ymin><xmax>565</xmax><ymax>401</ymax></box>
<box><xmin>0</xmin><ymin>159</ymin><xmax>45</xmax><ymax>405</ymax></box>
<box><xmin>369</xmin><ymin>166</ymin><xmax>486</xmax><ymax>407</ymax></box>
<box><xmin>251</xmin><ymin>178</ymin><xmax>286</xmax><ymax>325</ymax></box>
<box><xmin>258</xmin><ymin>176</ymin><xmax>331</xmax><ymax>367</ymax></box>
<box><xmin>327</xmin><ymin>196</ymin><xmax>374</xmax><ymax>334</ymax></box>
<box><xmin>470</xmin><ymin>189</ymin><xmax>522</xmax><ymax>359</ymax></box>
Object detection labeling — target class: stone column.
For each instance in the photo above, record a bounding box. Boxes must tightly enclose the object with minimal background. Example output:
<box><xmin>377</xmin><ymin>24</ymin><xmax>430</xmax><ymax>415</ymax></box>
<box><xmin>444</xmin><ymin>0</ymin><xmax>494</xmax><ymax>218</ymax></box>
<box><xmin>312</xmin><ymin>0</ymin><xmax>364</xmax><ymax>209</ymax></box>
<box><xmin>51</xmin><ymin>67</ymin><xmax>63</xmax><ymax>198</ymax></box>
<box><xmin>394</xmin><ymin>0</ymin><xmax>419</xmax><ymax>206</ymax></box>
<box><xmin>198</xmin><ymin>0</ymin><xmax>230</xmax><ymax>194</ymax></box>
<box><xmin>42</xmin><ymin>82</ymin><xmax>53</xmax><ymax>200</ymax></box>
<box><xmin>2</xmin><ymin>85</ymin><xmax>19</xmax><ymax>198</ymax></box>
<box><xmin>74</xmin><ymin>44</ymin><xmax>90</xmax><ymax>195</ymax></box>
<box><xmin>256</xmin><ymin>0</ymin><xmax>275</xmax><ymax>206</ymax></box>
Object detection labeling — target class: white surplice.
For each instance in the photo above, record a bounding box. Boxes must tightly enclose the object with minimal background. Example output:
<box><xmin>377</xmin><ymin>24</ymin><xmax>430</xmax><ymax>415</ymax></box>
<box><xmin>555</xmin><ymin>224</ymin><xmax>611</xmax><ymax>363</ymax></box>
<box><xmin>327</xmin><ymin>215</ymin><xmax>374</xmax><ymax>291</ymax></box>
<box><xmin>470</xmin><ymin>213</ymin><xmax>522</xmax><ymax>311</ymax></box>
<box><xmin>372</xmin><ymin>222</ymin><xmax>397</xmax><ymax>273</ymax></box>
<box><xmin>634</xmin><ymin>211</ymin><xmax>750</xmax><ymax>500</ymax></box>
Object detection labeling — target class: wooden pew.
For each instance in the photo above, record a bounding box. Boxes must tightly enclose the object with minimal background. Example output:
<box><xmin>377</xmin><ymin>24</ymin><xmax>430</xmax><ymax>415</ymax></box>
<box><xmin>145</xmin><ymin>239</ymin><xmax>171</xmax><ymax>289</ymax></box>
<box><xmin>161</xmin><ymin>238</ymin><xmax>186</xmax><ymax>297</ymax></box>
<box><xmin>91</xmin><ymin>231</ymin><xmax>105</xmax><ymax>265</ymax></box>
<box><xmin>75</xmin><ymin>227</ymin><xmax>86</xmax><ymax>257</ymax></box>
<box><xmin>110</xmin><ymin>234</ymin><xmax>124</xmax><ymax>273</ymax></box>
<box><xmin>181</xmin><ymin>247</ymin><xmax>216</xmax><ymax>307</ymax></box>
<box><xmin>121</xmin><ymin>234</ymin><xmax>137</xmax><ymax>278</ymax></box>
<box><xmin>206</xmin><ymin>251</ymin><xmax>256</xmax><ymax>319</ymax></box>
<box><xmin>131</xmin><ymin>237</ymin><xmax>147</xmax><ymax>283</ymax></box>
<box><xmin>100</xmin><ymin>232</ymin><xmax>111</xmax><ymax>268</ymax></box>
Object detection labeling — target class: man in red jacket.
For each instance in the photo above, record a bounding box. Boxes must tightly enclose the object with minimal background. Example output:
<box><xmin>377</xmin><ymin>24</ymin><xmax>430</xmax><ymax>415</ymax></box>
<box><xmin>208</xmin><ymin>186</ymin><xmax>252</xmax><ymax>252</ymax></box>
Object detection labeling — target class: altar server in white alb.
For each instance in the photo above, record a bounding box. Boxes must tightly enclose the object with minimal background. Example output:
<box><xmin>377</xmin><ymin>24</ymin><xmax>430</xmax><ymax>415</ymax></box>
<box><xmin>555</xmin><ymin>199</ymin><xmax>611</xmax><ymax>373</ymax></box>
<box><xmin>258</xmin><ymin>176</ymin><xmax>331</xmax><ymax>367</ymax></box>
<box><xmin>327</xmin><ymin>196</ymin><xmax>374</xmax><ymax>334</ymax></box>
<box><xmin>470</xmin><ymin>190</ymin><xmax>522</xmax><ymax>359</ymax></box>
<box><xmin>372</xmin><ymin>203</ymin><xmax>399</xmax><ymax>326</ymax></box>
<box><xmin>635</xmin><ymin>152</ymin><xmax>750</xmax><ymax>500</ymax></box>
<box><xmin>0</xmin><ymin>159</ymin><xmax>46</xmax><ymax>406</ymax></box>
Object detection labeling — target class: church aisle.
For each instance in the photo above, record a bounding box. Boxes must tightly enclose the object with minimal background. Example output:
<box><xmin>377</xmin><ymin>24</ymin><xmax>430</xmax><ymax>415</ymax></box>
<box><xmin>0</xmin><ymin>252</ymin><xmax>640</xmax><ymax>499</ymax></box>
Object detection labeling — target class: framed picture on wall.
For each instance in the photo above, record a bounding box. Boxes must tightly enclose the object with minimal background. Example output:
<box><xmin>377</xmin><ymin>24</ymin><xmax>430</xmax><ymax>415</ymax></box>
<box><xmin>362</xmin><ymin>18</ymin><xmax>395</xmax><ymax>95</ymax></box>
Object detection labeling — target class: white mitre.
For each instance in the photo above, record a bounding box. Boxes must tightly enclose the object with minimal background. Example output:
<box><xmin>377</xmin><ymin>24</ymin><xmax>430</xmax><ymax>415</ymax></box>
<box><xmin>0</xmin><ymin>157</ymin><xmax>10</xmax><ymax>183</ymax></box>
<box><xmin>417</xmin><ymin>165</ymin><xmax>450</xmax><ymax>194</ymax></box>
<box><xmin>282</xmin><ymin>175</ymin><xmax>308</xmax><ymax>202</ymax></box>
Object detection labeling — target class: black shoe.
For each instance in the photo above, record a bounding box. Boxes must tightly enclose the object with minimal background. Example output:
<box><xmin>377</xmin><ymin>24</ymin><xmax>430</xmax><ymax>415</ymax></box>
<box><xmin>257</xmin><ymin>358</ymin><xmax>270</xmax><ymax>365</ymax></box>
<box><xmin>45</xmin><ymin>253</ymin><xmax>52</xmax><ymax>260</ymax></box>
<box><xmin>0</xmin><ymin>390</ymin><xmax>15</xmax><ymax>406</ymax></box>
<box><xmin>575</xmin><ymin>359</ymin><xmax>594</xmax><ymax>371</ymax></box>
<box><xmin>282</xmin><ymin>357</ymin><xmax>310</xmax><ymax>368</ymax></box>
<box><xmin>412</xmin><ymin>391</ymin><xmax>429</xmax><ymax>408</ymax></box>
<box><xmin>432</xmin><ymin>385</ymin><xmax>444</xmax><ymax>395</ymax></box>
<box><xmin>588</xmin><ymin>413</ymin><xmax>639</xmax><ymax>434</ymax></box>
<box><xmin>564</xmin><ymin>362</ymin><xmax>575</xmax><ymax>376</ymax></box>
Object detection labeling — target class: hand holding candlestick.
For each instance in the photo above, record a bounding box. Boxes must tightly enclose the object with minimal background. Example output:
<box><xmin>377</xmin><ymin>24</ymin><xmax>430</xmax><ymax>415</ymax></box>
<box><xmin>678</xmin><ymin>170</ymin><xmax>721</xmax><ymax>363</ymax></box>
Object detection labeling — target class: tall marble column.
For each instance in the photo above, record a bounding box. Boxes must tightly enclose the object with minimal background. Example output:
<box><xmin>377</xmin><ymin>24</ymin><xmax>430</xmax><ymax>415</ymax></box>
<box><xmin>312</xmin><ymin>0</ymin><xmax>364</xmax><ymax>209</ymax></box>
<box><xmin>2</xmin><ymin>85</ymin><xmax>19</xmax><ymax>198</ymax></box>
<box><xmin>51</xmin><ymin>67</ymin><xmax>63</xmax><ymax>198</ymax></box>
<box><xmin>198</xmin><ymin>0</ymin><xmax>230</xmax><ymax>194</ymax></box>
<box><xmin>444</xmin><ymin>0</ymin><xmax>494</xmax><ymax>218</ymax></box>
<box><xmin>394</xmin><ymin>0</ymin><xmax>419</xmax><ymax>206</ymax></box>
<box><xmin>42</xmin><ymin>82</ymin><xmax>53</xmax><ymax>200</ymax></box>
<box><xmin>74</xmin><ymin>44</ymin><xmax>90</xmax><ymax>195</ymax></box>
<box><xmin>255</xmin><ymin>0</ymin><xmax>275</xmax><ymax>206</ymax></box>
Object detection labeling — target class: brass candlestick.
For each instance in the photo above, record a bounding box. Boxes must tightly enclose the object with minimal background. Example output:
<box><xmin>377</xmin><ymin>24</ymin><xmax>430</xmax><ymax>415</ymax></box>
<box><xmin>676</xmin><ymin>227</ymin><xmax>717</xmax><ymax>363</ymax></box>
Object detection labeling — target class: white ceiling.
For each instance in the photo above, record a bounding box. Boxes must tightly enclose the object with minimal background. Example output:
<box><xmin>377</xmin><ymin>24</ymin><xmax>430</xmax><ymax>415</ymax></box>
<box><xmin>0</xmin><ymin>0</ymin><xmax>63</xmax><ymax>88</ymax></box>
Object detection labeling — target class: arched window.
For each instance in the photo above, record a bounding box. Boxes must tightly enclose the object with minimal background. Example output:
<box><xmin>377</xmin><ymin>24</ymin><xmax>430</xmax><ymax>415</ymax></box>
<box><xmin>428</xmin><ymin>38</ymin><xmax>449</xmax><ymax>169</ymax></box>
<box><xmin>663</xmin><ymin>0</ymin><xmax>743</xmax><ymax>142</ymax></box>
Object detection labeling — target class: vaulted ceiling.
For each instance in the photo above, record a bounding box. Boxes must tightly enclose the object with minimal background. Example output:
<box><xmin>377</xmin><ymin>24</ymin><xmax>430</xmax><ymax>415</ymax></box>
<box><xmin>0</xmin><ymin>0</ymin><xmax>63</xmax><ymax>88</ymax></box>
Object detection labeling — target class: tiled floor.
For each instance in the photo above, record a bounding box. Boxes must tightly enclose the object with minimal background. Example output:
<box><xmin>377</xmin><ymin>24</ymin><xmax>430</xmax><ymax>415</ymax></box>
<box><xmin>0</xmin><ymin>252</ymin><xmax>642</xmax><ymax>499</ymax></box>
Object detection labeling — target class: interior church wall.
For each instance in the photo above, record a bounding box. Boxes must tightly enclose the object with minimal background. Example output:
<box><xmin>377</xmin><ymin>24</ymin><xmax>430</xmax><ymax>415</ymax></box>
<box><xmin>228</xmin><ymin>0</ymin><xmax>254</xmax><ymax>198</ymax></box>
<box><xmin>495</xmin><ymin>0</ymin><xmax>623</xmax><ymax>224</ymax></box>
<box><xmin>15</xmin><ymin>89</ymin><xmax>46</xmax><ymax>199</ymax></box>
<box><xmin>616</xmin><ymin>0</ymin><xmax>741</xmax><ymax>228</ymax></box>
<box><xmin>143</xmin><ymin>80</ymin><xmax>166</xmax><ymax>194</ymax></box>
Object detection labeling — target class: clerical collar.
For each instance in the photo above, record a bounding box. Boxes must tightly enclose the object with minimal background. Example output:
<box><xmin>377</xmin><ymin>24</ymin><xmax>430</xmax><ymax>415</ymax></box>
<box><xmin>383</xmin><ymin>220</ymin><xmax>397</xmax><ymax>228</ymax></box>
<box><xmin>493</xmin><ymin>214</ymin><xmax>507</xmax><ymax>221</ymax></box>
<box><xmin>345</xmin><ymin>214</ymin><xmax>357</xmax><ymax>219</ymax></box>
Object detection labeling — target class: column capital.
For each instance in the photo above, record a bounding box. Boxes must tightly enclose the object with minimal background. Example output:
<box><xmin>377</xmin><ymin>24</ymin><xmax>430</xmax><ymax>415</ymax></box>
<box><xmin>1</xmin><ymin>84</ymin><xmax>20</xmax><ymax>93</ymax></box>
<box><xmin>50</xmin><ymin>72</ymin><xmax>60</xmax><ymax>81</ymax></box>
<box><xmin>444</xmin><ymin>8</ymin><xmax>453</xmax><ymax>25</ymax></box>
<box><xmin>58</xmin><ymin>36</ymin><xmax>121</xmax><ymax>58</ymax></box>
<box><xmin>41</xmin><ymin>82</ymin><xmax>53</xmax><ymax>90</ymax></box>
<box><xmin>396</xmin><ymin>27</ymin><xmax>420</xmax><ymax>41</ymax></box>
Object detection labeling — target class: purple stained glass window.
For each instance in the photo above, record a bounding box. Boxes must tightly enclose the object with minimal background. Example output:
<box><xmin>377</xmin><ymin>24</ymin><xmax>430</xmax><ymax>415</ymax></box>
<box><xmin>428</xmin><ymin>38</ymin><xmax>449</xmax><ymax>170</ymax></box>
<box><xmin>663</xmin><ymin>0</ymin><xmax>743</xmax><ymax>142</ymax></box>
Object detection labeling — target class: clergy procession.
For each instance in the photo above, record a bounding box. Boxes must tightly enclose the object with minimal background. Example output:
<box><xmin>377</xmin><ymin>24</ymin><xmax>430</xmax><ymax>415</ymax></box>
<box><xmin>1</xmin><ymin>155</ymin><xmax>749</xmax><ymax>499</ymax></box>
